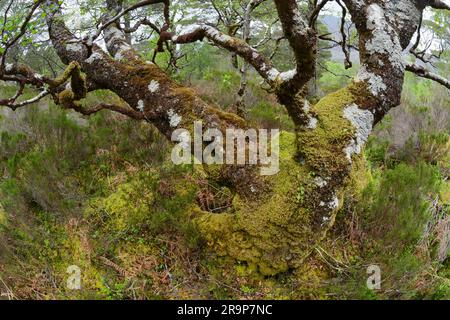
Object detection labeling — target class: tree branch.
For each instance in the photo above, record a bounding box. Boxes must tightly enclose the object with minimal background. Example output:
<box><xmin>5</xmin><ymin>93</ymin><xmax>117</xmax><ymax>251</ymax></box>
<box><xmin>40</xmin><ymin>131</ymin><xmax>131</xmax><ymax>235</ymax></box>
<box><xmin>90</xmin><ymin>0</ymin><xmax>167</xmax><ymax>44</ymax></box>
<box><xmin>336</xmin><ymin>0</ymin><xmax>352</xmax><ymax>69</ymax></box>
<box><xmin>427</xmin><ymin>0</ymin><xmax>450</xmax><ymax>10</ymax></box>
<box><xmin>123</xmin><ymin>17</ymin><xmax>160</xmax><ymax>34</ymax></box>
<box><xmin>168</xmin><ymin>25</ymin><xmax>281</xmax><ymax>85</ymax></box>
<box><xmin>406</xmin><ymin>63</ymin><xmax>450</xmax><ymax>89</ymax></box>
<box><xmin>66</xmin><ymin>101</ymin><xmax>149</xmax><ymax>119</ymax></box>
<box><xmin>309</xmin><ymin>0</ymin><xmax>330</xmax><ymax>28</ymax></box>
<box><xmin>0</xmin><ymin>0</ymin><xmax>44</xmax><ymax>74</ymax></box>
<box><xmin>0</xmin><ymin>89</ymin><xmax>49</xmax><ymax>110</ymax></box>
<box><xmin>273</xmin><ymin>0</ymin><xmax>317</xmax><ymax>90</ymax></box>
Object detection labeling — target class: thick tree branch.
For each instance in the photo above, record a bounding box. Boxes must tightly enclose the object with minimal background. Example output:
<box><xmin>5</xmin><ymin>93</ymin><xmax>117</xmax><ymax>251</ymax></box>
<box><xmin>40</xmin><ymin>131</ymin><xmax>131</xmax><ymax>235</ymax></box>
<box><xmin>406</xmin><ymin>63</ymin><xmax>450</xmax><ymax>89</ymax></box>
<box><xmin>80</xmin><ymin>103</ymin><xmax>147</xmax><ymax>118</ymax></box>
<box><xmin>43</xmin><ymin>0</ymin><xmax>267</xmax><ymax>197</ymax></box>
<box><xmin>168</xmin><ymin>25</ymin><xmax>281</xmax><ymax>85</ymax></box>
<box><xmin>273</xmin><ymin>0</ymin><xmax>317</xmax><ymax>90</ymax></box>
<box><xmin>2</xmin><ymin>62</ymin><xmax>48</xmax><ymax>87</ymax></box>
<box><xmin>309</xmin><ymin>0</ymin><xmax>330</xmax><ymax>28</ymax></box>
<box><xmin>0</xmin><ymin>89</ymin><xmax>49</xmax><ymax>110</ymax></box>
<box><xmin>426</xmin><ymin>0</ymin><xmax>450</xmax><ymax>10</ymax></box>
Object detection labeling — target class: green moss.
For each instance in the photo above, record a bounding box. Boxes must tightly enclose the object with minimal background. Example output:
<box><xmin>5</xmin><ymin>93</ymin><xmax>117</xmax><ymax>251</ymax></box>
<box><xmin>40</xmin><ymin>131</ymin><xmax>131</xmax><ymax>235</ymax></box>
<box><xmin>196</xmin><ymin>131</ymin><xmax>316</xmax><ymax>275</ymax></box>
<box><xmin>51</xmin><ymin>62</ymin><xmax>86</xmax><ymax>97</ymax></box>
<box><xmin>53</xmin><ymin>61</ymin><xmax>87</xmax><ymax>108</ymax></box>
<box><xmin>58</xmin><ymin>89</ymin><xmax>76</xmax><ymax>106</ymax></box>
<box><xmin>208</xmin><ymin>107</ymin><xmax>247</xmax><ymax>128</ymax></box>
<box><xmin>202</xmin><ymin>163</ymin><xmax>224</xmax><ymax>181</ymax></box>
<box><xmin>171</xmin><ymin>87</ymin><xmax>197</xmax><ymax>106</ymax></box>
<box><xmin>297</xmin><ymin>87</ymin><xmax>355</xmax><ymax>176</ymax></box>
<box><xmin>85</xmin><ymin>169</ymin><xmax>199</xmax><ymax>237</ymax></box>
<box><xmin>0</xmin><ymin>204</ymin><xmax>7</xmax><ymax>227</ymax></box>
<box><xmin>349</xmin><ymin>81</ymin><xmax>377</xmax><ymax>110</ymax></box>
<box><xmin>343</xmin><ymin>154</ymin><xmax>372</xmax><ymax>199</ymax></box>
<box><xmin>87</xmin><ymin>180</ymin><xmax>154</xmax><ymax>234</ymax></box>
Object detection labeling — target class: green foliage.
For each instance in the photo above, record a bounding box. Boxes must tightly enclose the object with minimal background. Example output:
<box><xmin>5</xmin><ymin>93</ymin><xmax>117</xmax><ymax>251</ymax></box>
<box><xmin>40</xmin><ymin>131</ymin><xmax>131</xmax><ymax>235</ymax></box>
<box><xmin>367</xmin><ymin>71</ymin><xmax>449</xmax><ymax>169</ymax></box>
<box><xmin>318</xmin><ymin>61</ymin><xmax>357</xmax><ymax>94</ymax></box>
<box><xmin>328</xmin><ymin>160</ymin><xmax>448</xmax><ymax>299</ymax></box>
<box><xmin>249</xmin><ymin>102</ymin><xmax>295</xmax><ymax>130</ymax></box>
<box><xmin>203</xmin><ymin>69</ymin><xmax>241</xmax><ymax>98</ymax></box>
<box><xmin>365</xmin><ymin>136</ymin><xmax>390</xmax><ymax>167</ymax></box>
<box><xmin>362</xmin><ymin>162</ymin><xmax>441</xmax><ymax>250</ymax></box>
<box><xmin>326</xmin><ymin>68</ymin><xmax>449</xmax><ymax>299</ymax></box>
<box><xmin>86</xmin><ymin>166</ymin><xmax>200</xmax><ymax>246</ymax></box>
